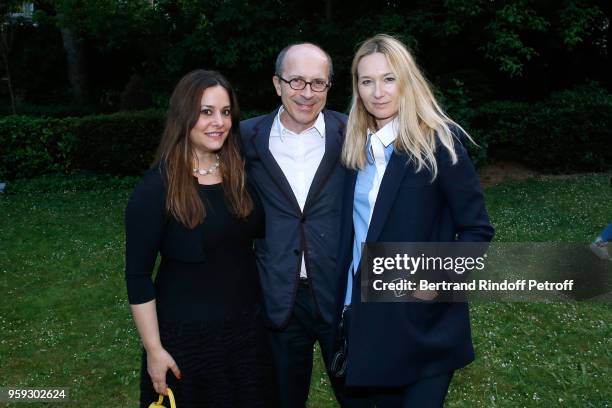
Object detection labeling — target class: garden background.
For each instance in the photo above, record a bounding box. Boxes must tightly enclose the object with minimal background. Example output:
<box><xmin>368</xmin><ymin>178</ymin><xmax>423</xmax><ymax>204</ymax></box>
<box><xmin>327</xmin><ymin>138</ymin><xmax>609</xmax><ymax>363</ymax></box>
<box><xmin>0</xmin><ymin>0</ymin><xmax>610</xmax><ymax>406</ymax></box>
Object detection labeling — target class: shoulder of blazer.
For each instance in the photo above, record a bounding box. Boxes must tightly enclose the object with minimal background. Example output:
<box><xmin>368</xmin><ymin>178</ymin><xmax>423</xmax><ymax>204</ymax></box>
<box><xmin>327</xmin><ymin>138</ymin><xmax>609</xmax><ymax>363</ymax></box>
<box><xmin>239</xmin><ymin>110</ymin><xmax>277</xmax><ymax>153</ymax></box>
<box><xmin>324</xmin><ymin>109</ymin><xmax>348</xmax><ymax>128</ymax></box>
<box><xmin>241</xmin><ymin>113</ymin><xmax>267</xmax><ymax>129</ymax></box>
<box><xmin>433</xmin><ymin>123</ymin><xmax>472</xmax><ymax>167</ymax></box>
<box><xmin>240</xmin><ymin>113</ymin><xmax>268</xmax><ymax>137</ymax></box>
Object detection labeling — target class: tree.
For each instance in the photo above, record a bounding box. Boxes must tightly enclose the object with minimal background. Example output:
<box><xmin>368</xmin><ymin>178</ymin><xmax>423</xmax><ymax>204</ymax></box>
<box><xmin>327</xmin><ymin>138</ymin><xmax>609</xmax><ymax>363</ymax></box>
<box><xmin>36</xmin><ymin>0</ymin><xmax>159</xmax><ymax>106</ymax></box>
<box><xmin>1</xmin><ymin>0</ymin><xmax>27</xmax><ymax>114</ymax></box>
<box><xmin>4</xmin><ymin>0</ymin><xmax>609</xmax><ymax>113</ymax></box>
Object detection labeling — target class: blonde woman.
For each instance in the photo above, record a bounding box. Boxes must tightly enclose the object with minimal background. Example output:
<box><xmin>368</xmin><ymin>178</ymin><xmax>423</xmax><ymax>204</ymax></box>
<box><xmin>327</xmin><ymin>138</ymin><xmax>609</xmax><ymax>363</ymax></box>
<box><xmin>334</xmin><ymin>35</ymin><xmax>494</xmax><ymax>407</ymax></box>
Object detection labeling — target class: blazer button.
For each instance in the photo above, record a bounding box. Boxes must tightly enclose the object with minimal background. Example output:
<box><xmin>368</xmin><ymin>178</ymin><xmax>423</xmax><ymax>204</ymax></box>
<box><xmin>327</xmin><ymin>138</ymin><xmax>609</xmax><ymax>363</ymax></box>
<box><xmin>300</xmin><ymin>216</ymin><xmax>306</xmax><ymax>223</ymax></box>
<box><xmin>293</xmin><ymin>249</ymin><xmax>300</xmax><ymax>255</ymax></box>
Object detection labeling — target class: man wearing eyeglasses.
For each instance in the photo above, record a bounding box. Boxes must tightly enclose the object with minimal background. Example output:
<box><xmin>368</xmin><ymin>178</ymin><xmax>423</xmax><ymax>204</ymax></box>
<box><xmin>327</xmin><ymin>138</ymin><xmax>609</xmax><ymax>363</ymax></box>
<box><xmin>241</xmin><ymin>43</ymin><xmax>354</xmax><ymax>408</ymax></box>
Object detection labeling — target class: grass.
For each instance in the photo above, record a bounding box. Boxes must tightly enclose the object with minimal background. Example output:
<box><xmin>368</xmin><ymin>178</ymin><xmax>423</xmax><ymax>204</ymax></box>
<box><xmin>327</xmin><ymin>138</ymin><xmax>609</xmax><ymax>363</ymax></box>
<box><xmin>0</xmin><ymin>173</ymin><xmax>610</xmax><ymax>407</ymax></box>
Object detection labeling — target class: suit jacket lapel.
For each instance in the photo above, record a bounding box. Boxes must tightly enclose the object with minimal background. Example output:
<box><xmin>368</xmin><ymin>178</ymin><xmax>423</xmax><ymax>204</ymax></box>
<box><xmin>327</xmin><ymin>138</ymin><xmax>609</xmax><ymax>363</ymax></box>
<box><xmin>303</xmin><ymin>110</ymin><xmax>344</xmax><ymax>212</ymax></box>
<box><xmin>365</xmin><ymin>151</ymin><xmax>409</xmax><ymax>243</ymax></box>
<box><xmin>250</xmin><ymin>108</ymin><xmax>302</xmax><ymax>214</ymax></box>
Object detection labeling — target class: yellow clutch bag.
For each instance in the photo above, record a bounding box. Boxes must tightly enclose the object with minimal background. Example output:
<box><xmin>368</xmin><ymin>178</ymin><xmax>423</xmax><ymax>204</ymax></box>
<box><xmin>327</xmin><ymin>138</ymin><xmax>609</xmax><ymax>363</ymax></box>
<box><xmin>149</xmin><ymin>387</ymin><xmax>176</xmax><ymax>408</ymax></box>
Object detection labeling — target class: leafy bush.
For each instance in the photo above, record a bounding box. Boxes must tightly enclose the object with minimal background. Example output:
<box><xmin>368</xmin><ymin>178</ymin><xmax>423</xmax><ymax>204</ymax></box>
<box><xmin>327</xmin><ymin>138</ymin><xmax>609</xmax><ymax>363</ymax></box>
<box><xmin>72</xmin><ymin>110</ymin><xmax>164</xmax><ymax>176</ymax></box>
<box><xmin>471</xmin><ymin>82</ymin><xmax>612</xmax><ymax>172</ymax></box>
<box><xmin>523</xmin><ymin>83</ymin><xmax>612</xmax><ymax>172</ymax></box>
<box><xmin>470</xmin><ymin>100</ymin><xmax>530</xmax><ymax>161</ymax></box>
<box><xmin>437</xmin><ymin>79</ymin><xmax>490</xmax><ymax>168</ymax></box>
<box><xmin>0</xmin><ymin>116</ymin><xmax>75</xmax><ymax>179</ymax></box>
<box><xmin>1</xmin><ymin>84</ymin><xmax>610</xmax><ymax>181</ymax></box>
<box><xmin>0</xmin><ymin>103</ymin><xmax>100</xmax><ymax>118</ymax></box>
<box><xmin>0</xmin><ymin>110</ymin><xmax>164</xmax><ymax>180</ymax></box>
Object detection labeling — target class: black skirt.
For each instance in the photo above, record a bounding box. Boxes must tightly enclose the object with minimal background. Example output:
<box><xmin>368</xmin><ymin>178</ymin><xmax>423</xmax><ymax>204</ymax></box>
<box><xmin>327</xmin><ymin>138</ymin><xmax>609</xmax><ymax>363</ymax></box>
<box><xmin>139</xmin><ymin>307</ymin><xmax>274</xmax><ymax>408</ymax></box>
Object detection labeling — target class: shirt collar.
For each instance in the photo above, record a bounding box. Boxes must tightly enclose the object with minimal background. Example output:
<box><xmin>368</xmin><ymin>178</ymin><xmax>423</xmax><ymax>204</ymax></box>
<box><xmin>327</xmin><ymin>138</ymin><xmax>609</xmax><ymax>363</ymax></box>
<box><xmin>274</xmin><ymin>106</ymin><xmax>325</xmax><ymax>140</ymax></box>
<box><xmin>368</xmin><ymin>117</ymin><xmax>398</xmax><ymax>148</ymax></box>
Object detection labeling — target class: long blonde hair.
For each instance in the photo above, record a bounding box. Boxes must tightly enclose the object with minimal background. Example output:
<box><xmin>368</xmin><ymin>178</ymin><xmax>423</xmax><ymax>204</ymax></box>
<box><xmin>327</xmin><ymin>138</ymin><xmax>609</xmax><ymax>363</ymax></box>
<box><xmin>342</xmin><ymin>34</ymin><xmax>472</xmax><ymax>178</ymax></box>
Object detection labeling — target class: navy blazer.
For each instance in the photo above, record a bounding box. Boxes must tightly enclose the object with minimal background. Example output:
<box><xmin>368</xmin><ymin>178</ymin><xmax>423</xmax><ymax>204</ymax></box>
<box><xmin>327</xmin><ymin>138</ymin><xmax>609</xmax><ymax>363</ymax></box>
<box><xmin>240</xmin><ymin>108</ymin><xmax>347</xmax><ymax>328</ymax></box>
<box><xmin>335</xmin><ymin>129</ymin><xmax>495</xmax><ymax>387</ymax></box>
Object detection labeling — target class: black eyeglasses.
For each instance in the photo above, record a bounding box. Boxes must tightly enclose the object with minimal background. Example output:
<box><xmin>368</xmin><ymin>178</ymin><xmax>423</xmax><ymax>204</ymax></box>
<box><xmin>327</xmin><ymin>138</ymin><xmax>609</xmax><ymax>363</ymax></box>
<box><xmin>277</xmin><ymin>76</ymin><xmax>331</xmax><ymax>92</ymax></box>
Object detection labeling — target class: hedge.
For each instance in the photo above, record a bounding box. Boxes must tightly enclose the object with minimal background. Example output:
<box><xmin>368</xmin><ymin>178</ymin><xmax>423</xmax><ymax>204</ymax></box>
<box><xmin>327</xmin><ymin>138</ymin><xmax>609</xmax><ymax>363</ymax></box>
<box><xmin>0</xmin><ymin>116</ymin><xmax>75</xmax><ymax>179</ymax></box>
<box><xmin>72</xmin><ymin>111</ymin><xmax>164</xmax><ymax>176</ymax></box>
<box><xmin>471</xmin><ymin>83</ymin><xmax>612</xmax><ymax>172</ymax></box>
<box><xmin>1</xmin><ymin>85</ymin><xmax>610</xmax><ymax>180</ymax></box>
<box><xmin>0</xmin><ymin>110</ymin><xmax>162</xmax><ymax>180</ymax></box>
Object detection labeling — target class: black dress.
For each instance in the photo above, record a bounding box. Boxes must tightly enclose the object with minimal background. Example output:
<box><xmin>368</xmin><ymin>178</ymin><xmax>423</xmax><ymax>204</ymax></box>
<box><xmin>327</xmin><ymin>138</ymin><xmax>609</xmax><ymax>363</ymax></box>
<box><xmin>125</xmin><ymin>167</ymin><xmax>272</xmax><ymax>407</ymax></box>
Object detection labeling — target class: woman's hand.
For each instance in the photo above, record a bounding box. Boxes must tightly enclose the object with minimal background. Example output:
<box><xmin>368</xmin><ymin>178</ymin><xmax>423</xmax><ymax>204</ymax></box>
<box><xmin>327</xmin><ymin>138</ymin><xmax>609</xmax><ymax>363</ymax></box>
<box><xmin>130</xmin><ymin>301</ymin><xmax>182</xmax><ymax>395</ymax></box>
<box><xmin>147</xmin><ymin>347</ymin><xmax>182</xmax><ymax>396</ymax></box>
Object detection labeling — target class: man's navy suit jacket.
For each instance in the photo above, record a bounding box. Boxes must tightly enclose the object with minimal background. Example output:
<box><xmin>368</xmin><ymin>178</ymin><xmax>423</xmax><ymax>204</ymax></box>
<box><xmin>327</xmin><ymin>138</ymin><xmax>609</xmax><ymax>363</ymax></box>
<box><xmin>240</xmin><ymin>108</ymin><xmax>347</xmax><ymax>329</ymax></box>
<box><xmin>334</xmin><ymin>129</ymin><xmax>495</xmax><ymax>387</ymax></box>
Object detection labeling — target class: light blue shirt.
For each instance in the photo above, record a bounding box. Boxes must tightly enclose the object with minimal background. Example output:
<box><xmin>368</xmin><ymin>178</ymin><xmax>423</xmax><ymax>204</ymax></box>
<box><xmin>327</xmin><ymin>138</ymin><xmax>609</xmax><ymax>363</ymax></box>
<box><xmin>344</xmin><ymin>119</ymin><xmax>398</xmax><ymax>305</ymax></box>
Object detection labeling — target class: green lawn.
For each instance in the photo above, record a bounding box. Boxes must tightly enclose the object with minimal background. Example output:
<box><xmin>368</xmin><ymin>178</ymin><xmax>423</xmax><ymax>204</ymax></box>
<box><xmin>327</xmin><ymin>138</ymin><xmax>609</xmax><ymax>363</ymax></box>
<box><xmin>0</xmin><ymin>174</ymin><xmax>610</xmax><ymax>407</ymax></box>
